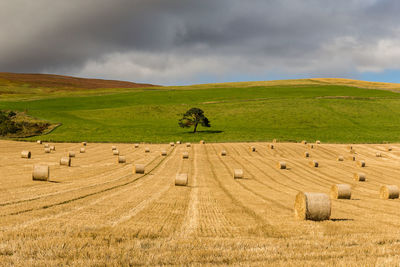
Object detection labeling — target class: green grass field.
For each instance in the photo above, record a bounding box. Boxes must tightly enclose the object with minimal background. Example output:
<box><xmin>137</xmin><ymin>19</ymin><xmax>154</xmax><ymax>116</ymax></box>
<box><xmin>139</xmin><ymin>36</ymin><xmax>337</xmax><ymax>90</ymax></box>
<box><xmin>1</xmin><ymin>78</ymin><xmax>400</xmax><ymax>143</ymax></box>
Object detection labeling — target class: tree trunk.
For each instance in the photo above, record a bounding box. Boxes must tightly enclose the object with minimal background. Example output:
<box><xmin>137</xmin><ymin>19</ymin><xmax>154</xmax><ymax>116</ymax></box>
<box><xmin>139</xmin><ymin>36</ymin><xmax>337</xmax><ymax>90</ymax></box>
<box><xmin>193</xmin><ymin>122</ymin><xmax>198</xmax><ymax>133</ymax></box>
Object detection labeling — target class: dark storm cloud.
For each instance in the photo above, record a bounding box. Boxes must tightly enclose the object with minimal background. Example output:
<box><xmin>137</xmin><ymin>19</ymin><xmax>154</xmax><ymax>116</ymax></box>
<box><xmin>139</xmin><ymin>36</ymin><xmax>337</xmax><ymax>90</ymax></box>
<box><xmin>1</xmin><ymin>0</ymin><xmax>400</xmax><ymax>84</ymax></box>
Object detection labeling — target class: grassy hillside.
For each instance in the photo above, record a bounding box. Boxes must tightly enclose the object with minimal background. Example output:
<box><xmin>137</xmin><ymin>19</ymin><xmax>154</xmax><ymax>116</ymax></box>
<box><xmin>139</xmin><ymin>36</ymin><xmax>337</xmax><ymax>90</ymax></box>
<box><xmin>0</xmin><ymin>72</ymin><xmax>155</xmax><ymax>99</ymax></box>
<box><xmin>1</xmin><ymin>76</ymin><xmax>400</xmax><ymax>143</ymax></box>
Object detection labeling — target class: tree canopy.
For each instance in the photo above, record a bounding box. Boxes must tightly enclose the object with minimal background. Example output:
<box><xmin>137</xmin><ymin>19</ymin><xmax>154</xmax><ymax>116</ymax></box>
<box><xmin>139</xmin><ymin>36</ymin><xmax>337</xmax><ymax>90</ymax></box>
<box><xmin>178</xmin><ymin>107</ymin><xmax>210</xmax><ymax>133</ymax></box>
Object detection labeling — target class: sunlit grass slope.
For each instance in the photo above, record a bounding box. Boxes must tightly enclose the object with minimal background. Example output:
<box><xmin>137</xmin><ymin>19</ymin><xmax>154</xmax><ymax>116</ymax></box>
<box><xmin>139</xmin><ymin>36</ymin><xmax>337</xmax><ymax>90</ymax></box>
<box><xmin>1</xmin><ymin>76</ymin><xmax>400</xmax><ymax>143</ymax></box>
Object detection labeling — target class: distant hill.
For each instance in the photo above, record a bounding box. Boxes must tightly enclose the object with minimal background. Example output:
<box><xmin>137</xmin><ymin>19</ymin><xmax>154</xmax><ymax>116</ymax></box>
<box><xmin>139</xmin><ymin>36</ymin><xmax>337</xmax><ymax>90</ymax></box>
<box><xmin>168</xmin><ymin>78</ymin><xmax>400</xmax><ymax>92</ymax></box>
<box><xmin>0</xmin><ymin>72</ymin><xmax>158</xmax><ymax>99</ymax></box>
<box><xmin>2</xmin><ymin>72</ymin><xmax>400</xmax><ymax>101</ymax></box>
<box><xmin>0</xmin><ymin>72</ymin><xmax>155</xmax><ymax>89</ymax></box>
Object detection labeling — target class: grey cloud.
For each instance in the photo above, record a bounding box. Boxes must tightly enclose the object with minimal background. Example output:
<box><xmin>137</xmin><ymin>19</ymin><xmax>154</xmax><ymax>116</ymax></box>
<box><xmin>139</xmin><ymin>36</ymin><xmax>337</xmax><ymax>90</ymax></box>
<box><xmin>1</xmin><ymin>0</ymin><xmax>400</xmax><ymax>84</ymax></box>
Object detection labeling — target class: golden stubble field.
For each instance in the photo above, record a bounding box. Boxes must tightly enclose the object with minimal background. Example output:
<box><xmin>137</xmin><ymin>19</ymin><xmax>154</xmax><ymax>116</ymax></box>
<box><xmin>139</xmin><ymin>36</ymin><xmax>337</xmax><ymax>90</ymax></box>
<box><xmin>1</xmin><ymin>140</ymin><xmax>400</xmax><ymax>266</ymax></box>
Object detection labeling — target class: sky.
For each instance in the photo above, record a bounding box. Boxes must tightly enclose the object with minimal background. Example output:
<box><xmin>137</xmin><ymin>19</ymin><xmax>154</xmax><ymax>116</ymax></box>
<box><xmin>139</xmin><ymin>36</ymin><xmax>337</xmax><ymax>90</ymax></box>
<box><xmin>1</xmin><ymin>0</ymin><xmax>400</xmax><ymax>85</ymax></box>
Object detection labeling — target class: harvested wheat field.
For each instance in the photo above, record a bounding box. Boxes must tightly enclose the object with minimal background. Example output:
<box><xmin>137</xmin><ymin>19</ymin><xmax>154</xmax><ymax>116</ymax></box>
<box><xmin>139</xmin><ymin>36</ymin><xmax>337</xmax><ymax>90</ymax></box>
<box><xmin>1</xmin><ymin>140</ymin><xmax>400</xmax><ymax>265</ymax></box>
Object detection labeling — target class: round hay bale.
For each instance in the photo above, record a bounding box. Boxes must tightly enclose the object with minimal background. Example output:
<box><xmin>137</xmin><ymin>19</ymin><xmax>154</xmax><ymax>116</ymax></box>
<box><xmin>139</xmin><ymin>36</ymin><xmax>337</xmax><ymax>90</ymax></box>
<box><xmin>308</xmin><ymin>144</ymin><xmax>314</xmax><ymax>149</ymax></box>
<box><xmin>221</xmin><ymin>150</ymin><xmax>227</xmax><ymax>156</ymax></box>
<box><xmin>175</xmin><ymin>173</ymin><xmax>188</xmax><ymax>186</ymax></box>
<box><xmin>44</xmin><ymin>144</ymin><xmax>49</xmax><ymax>148</ymax></box>
<box><xmin>357</xmin><ymin>160</ymin><xmax>365</xmax><ymax>167</ymax></box>
<box><xmin>82</xmin><ymin>142</ymin><xmax>87</xmax><ymax>146</ymax></box>
<box><xmin>169</xmin><ymin>142</ymin><xmax>175</xmax><ymax>147</ymax></box>
<box><xmin>304</xmin><ymin>152</ymin><xmax>310</xmax><ymax>158</ymax></box>
<box><xmin>145</xmin><ymin>148</ymin><xmax>150</xmax><ymax>153</ymax></box>
<box><xmin>50</xmin><ymin>145</ymin><xmax>55</xmax><ymax>151</ymax></box>
<box><xmin>118</xmin><ymin>156</ymin><xmax>126</xmax><ymax>164</ymax></box>
<box><xmin>347</xmin><ymin>145</ymin><xmax>353</xmax><ymax>150</ymax></box>
<box><xmin>182</xmin><ymin>152</ymin><xmax>189</xmax><ymax>159</ymax></box>
<box><xmin>301</xmin><ymin>140</ymin><xmax>307</xmax><ymax>145</ymax></box>
<box><xmin>337</xmin><ymin>155</ymin><xmax>344</xmax><ymax>161</ymax></box>
<box><xmin>112</xmin><ymin>146</ymin><xmax>117</xmax><ymax>150</ymax></box>
<box><xmin>349</xmin><ymin>149</ymin><xmax>356</xmax><ymax>154</ymax></box>
<box><xmin>348</xmin><ymin>156</ymin><xmax>356</xmax><ymax>161</ymax></box>
<box><xmin>134</xmin><ymin>144</ymin><xmax>139</xmax><ymax>148</ymax></box>
<box><xmin>113</xmin><ymin>150</ymin><xmax>119</xmax><ymax>156</ymax></box>
<box><xmin>277</xmin><ymin>161</ymin><xmax>286</xmax><ymax>169</ymax></box>
<box><xmin>269</xmin><ymin>144</ymin><xmax>274</xmax><ymax>149</ymax></box>
<box><xmin>21</xmin><ymin>150</ymin><xmax>31</xmax><ymax>159</ymax></box>
<box><xmin>354</xmin><ymin>173</ymin><xmax>366</xmax><ymax>182</ymax></box>
<box><xmin>388</xmin><ymin>147</ymin><xmax>393</xmax><ymax>151</ymax></box>
<box><xmin>316</xmin><ymin>140</ymin><xmax>321</xmax><ymax>144</ymax></box>
<box><xmin>80</xmin><ymin>147</ymin><xmax>85</xmax><ymax>153</ymax></box>
<box><xmin>37</xmin><ymin>140</ymin><xmax>42</xmax><ymax>144</ymax></box>
<box><xmin>250</xmin><ymin>146</ymin><xmax>256</xmax><ymax>152</ymax></box>
<box><xmin>44</xmin><ymin>148</ymin><xmax>51</xmax><ymax>153</ymax></box>
<box><xmin>176</xmin><ymin>141</ymin><xmax>181</xmax><ymax>144</ymax></box>
<box><xmin>161</xmin><ymin>150</ymin><xmax>167</xmax><ymax>156</ymax></box>
<box><xmin>32</xmin><ymin>165</ymin><xmax>49</xmax><ymax>181</ymax></box>
<box><xmin>60</xmin><ymin>157</ymin><xmax>71</xmax><ymax>166</ymax></box>
<box><xmin>134</xmin><ymin>164</ymin><xmax>145</xmax><ymax>174</ymax></box>
<box><xmin>380</xmin><ymin>185</ymin><xmax>399</xmax><ymax>199</ymax></box>
<box><xmin>294</xmin><ymin>192</ymin><xmax>331</xmax><ymax>221</ymax></box>
<box><xmin>309</xmin><ymin>160</ymin><xmax>318</xmax><ymax>168</ymax></box>
<box><xmin>376</xmin><ymin>152</ymin><xmax>382</xmax><ymax>157</ymax></box>
<box><xmin>233</xmin><ymin>169</ymin><xmax>244</xmax><ymax>179</ymax></box>
<box><xmin>68</xmin><ymin>151</ymin><xmax>76</xmax><ymax>157</ymax></box>
<box><xmin>200</xmin><ymin>140</ymin><xmax>205</xmax><ymax>144</ymax></box>
<box><xmin>186</xmin><ymin>143</ymin><xmax>191</xmax><ymax>147</ymax></box>
<box><xmin>330</xmin><ymin>184</ymin><xmax>351</xmax><ymax>199</ymax></box>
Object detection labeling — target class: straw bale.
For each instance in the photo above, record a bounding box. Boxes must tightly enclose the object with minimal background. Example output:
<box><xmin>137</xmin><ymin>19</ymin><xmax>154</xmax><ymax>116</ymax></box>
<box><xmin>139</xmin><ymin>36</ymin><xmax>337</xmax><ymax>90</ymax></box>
<box><xmin>354</xmin><ymin>173</ymin><xmax>366</xmax><ymax>181</ymax></box>
<box><xmin>357</xmin><ymin>160</ymin><xmax>365</xmax><ymax>167</ymax></box>
<box><xmin>330</xmin><ymin>184</ymin><xmax>351</xmax><ymax>199</ymax></box>
<box><xmin>233</xmin><ymin>169</ymin><xmax>244</xmax><ymax>179</ymax></box>
<box><xmin>380</xmin><ymin>185</ymin><xmax>399</xmax><ymax>199</ymax></box>
<box><xmin>278</xmin><ymin>161</ymin><xmax>286</xmax><ymax>169</ymax></box>
<box><xmin>118</xmin><ymin>156</ymin><xmax>126</xmax><ymax>163</ymax></box>
<box><xmin>21</xmin><ymin>150</ymin><xmax>31</xmax><ymax>158</ymax></box>
<box><xmin>32</xmin><ymin>165</ymin><xmax>49</xmax><ymax>181</ymax></box>
<box><xmin>60</xmin><ymin>157</ymin><xmax>71</xmax><ymax>166</ymax></box>
<box><xmin>175</xmin><ymin>174</ymin><xmax>188</xmax><ymax>186</ymax></box>
<box><xmin>134</xmin><ymin>164</ymin><xmax>145</xmax><ymax>174</ymax></box>
<box><xmin>309</xmin><ymin>160</ymin><xmax>319</xmax><ymax>167</ymax></box>
<box><xmin>294</xmin><ymin>192</ymin><xmax>331</xmax><ymax>221</ymax></box>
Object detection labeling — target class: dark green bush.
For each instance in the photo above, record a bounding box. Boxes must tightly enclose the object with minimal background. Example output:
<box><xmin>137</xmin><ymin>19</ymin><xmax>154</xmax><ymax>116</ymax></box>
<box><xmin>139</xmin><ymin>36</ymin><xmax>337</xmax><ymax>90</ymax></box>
<box><xmin>0</xmin><ymin>110</ymin><xmax>48</xmax><ymax>136</ymax></box>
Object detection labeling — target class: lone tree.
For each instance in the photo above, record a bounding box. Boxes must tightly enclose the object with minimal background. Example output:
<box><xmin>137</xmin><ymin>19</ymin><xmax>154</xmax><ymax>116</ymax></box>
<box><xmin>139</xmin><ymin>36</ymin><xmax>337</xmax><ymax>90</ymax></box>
<box><xmin>178</xmin><ymin>107</ymin><xmax>210</xmax><ymax>133</ymax></box>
